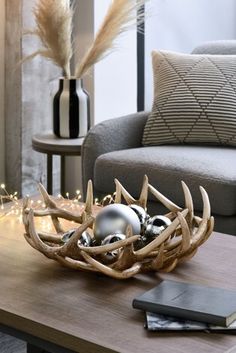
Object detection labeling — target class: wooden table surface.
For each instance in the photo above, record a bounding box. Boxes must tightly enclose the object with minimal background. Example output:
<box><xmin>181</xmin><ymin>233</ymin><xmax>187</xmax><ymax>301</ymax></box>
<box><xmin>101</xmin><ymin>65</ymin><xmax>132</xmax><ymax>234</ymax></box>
<box><xmin>0</xmin><ymin>212</ymin><xmax>236</xmax><ymax>353</ymax></box>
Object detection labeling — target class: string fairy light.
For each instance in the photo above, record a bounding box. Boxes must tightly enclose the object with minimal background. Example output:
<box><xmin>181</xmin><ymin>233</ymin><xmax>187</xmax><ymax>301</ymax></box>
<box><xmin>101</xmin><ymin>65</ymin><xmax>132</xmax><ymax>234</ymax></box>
<box><xmin>96</xmin><ymin>192</ymin><xmax>116</xmax><ymax>207</ymax></box>
<box><xmin>0</xmin><ymin>183</ymin><xmax>20</xmax><ymax>218</ymax></box>
<box><xmin>0</xmin><ymin>183</ymin><xmax>114</xmax><ymax>220</ymax></box>
<box><xmin>0</xmin><ymin>184</ymin><xmax>83</xmax><ymax>219</ymax></box>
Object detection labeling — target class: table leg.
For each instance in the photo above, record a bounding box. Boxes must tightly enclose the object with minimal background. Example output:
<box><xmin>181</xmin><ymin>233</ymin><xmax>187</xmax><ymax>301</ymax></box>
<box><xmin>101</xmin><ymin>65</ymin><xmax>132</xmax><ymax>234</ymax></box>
<box><xmin>60</xmin><ymin>155</ymin><xmax>66</xmax><ymax>197</ymax></box>
<box><xmin>47</xmin><ymin>154</ymin><xmax>53</xmax><ymax>195</ymax></box>
<box><xmin>27</xmin><ymin>343</ymin><xmax>50</xmax><ymax>353</ymax></box>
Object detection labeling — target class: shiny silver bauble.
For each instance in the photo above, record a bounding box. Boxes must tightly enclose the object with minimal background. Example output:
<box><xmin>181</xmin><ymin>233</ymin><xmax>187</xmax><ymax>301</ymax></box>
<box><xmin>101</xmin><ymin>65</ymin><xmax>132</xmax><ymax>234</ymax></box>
<box><xmin>77</xmin><ymin>232</ymin><xmax>92</xmax><ymax>247</ymax></box>
<box><xmin>93</xmin><ymin>203</ymin><xmax>141</xmax><ymax>244</ymax></box>
<box><xmin>144</xmin><ymin>215</ymin><xmax>172</xmax><ymax>244</ymax></box>
<box><xmin>129</xmin><ymin>204</ymin><xmax>150</xmax><ymax>234</ymax></box>
<box><xmin>101</xmin><ymin>234</ymin><xmax>126</xmax><ymax>261</ymax></box>
<box><xmin>62</xmin><ymin>229</ymin><xmax>92</xmax><ymax>247</ymax></box>
<box><xmin>62</xmin><ymin>229</ymin><xmax>76</xmax><ymax>243</ymax></box>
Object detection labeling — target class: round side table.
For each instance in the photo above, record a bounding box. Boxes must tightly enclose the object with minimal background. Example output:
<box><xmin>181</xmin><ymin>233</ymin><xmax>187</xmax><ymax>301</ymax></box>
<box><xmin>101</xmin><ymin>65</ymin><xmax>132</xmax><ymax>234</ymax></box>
<box><xmin>32</xmin><ymin>133</ymin><xmax>84</xmax><ymax>196</ymax></box>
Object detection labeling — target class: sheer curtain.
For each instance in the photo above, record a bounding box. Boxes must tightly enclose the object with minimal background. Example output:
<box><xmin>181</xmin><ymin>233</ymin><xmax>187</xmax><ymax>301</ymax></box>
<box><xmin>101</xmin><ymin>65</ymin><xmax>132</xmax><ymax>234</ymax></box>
<box><xmin>144</xmin><ymin>0</ymin><xmax>236</xmax><ymax>110</ymax></box>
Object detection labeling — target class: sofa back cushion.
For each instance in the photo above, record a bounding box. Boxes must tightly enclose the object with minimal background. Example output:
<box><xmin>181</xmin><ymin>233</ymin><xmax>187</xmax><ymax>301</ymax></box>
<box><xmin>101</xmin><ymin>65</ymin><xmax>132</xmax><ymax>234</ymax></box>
<box><xmin>142</xmin><ymin>50</ymin><xmax>236</xmax><ymax>147</ymax></box>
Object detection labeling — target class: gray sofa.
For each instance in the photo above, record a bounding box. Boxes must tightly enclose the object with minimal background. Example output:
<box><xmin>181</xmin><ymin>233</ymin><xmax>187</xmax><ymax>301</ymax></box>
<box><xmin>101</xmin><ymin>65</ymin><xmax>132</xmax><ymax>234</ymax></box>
<box><xmin>82</xmin><ymin>41</ymin><xmax>236</xmax><ymax>236</ymax></box>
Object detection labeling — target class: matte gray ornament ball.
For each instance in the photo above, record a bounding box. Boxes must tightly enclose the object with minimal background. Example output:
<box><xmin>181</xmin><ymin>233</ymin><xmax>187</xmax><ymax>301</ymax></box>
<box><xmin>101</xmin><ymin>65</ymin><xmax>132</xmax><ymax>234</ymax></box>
<box><xmin>129</xmin><ymin>204</ymin><xmax>149</xmax><ymax>234</ymax></box>
<box><xmin>93</xmin><ymin>203</ymin><xmax>141</xmax><ymax>243</ymax></box>
<box><xmin>101</xmin><ymin>234</ymin><xmax>126</xmax><ymax>261</ymax></box>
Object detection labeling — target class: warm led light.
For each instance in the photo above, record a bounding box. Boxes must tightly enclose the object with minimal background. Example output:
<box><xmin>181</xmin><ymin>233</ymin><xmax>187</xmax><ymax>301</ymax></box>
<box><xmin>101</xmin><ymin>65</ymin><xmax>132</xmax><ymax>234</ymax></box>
<box><xmin>0</xmin><ymin>183</ymin><xmax>107</xmax><ymax>220</ymax></box>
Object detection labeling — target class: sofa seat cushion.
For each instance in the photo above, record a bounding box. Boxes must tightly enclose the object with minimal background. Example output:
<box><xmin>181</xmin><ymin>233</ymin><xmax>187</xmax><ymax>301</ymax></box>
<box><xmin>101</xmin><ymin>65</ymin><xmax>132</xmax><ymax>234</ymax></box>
<box><xmin>94</xmin><ymin>145</ymin><xmax>236</xmax><ymax>216</ymax></box>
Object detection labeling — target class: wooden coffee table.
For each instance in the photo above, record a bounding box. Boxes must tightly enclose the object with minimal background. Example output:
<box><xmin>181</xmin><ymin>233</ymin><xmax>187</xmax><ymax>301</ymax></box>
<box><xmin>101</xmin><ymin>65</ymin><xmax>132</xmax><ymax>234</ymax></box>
<box><xmin>0</xmin><ymin>210</ymin><xmax>236</xmax><ymax>353</ymax></box>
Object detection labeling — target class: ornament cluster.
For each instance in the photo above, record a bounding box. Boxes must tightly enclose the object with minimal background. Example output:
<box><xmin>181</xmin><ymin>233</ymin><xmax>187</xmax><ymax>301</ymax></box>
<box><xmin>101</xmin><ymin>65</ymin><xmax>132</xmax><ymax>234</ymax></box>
<box><xmin>62</xmin><ymin>203</ymin><xmax>172</xmax><ymax>262</ymax></box>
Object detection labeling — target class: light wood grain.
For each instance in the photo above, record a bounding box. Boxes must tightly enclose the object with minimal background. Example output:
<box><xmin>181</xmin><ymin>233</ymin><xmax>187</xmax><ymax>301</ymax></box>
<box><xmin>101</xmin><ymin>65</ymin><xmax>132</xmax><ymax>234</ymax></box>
<box><xmin>0</xmin><ymin>208</ymin><xmax>236</xmax><ymax>353</ymax></box>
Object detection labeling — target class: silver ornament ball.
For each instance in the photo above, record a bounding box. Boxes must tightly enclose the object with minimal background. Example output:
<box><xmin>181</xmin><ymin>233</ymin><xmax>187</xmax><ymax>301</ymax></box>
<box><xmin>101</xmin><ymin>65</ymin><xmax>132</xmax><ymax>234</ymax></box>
<box><xmin>62</xmin><ymin>229</ymin><xmax>76</xmax><ymax>243</ymax></box>
<box><xmin>62</xmin><ymin>229</ymin><xmax>92</xmax><ymax>247</ymax></box>
<box><xmin>77</xmin><ymin>232</ymin><xmax>92</xmax><ymax>247</ymax></box>
<box><xmin>147</xmin><ymin>215</ymin><xmax>171</xmax><ymax>229</ymax></box>
<box><xmin>93</xmin><ymin>203</ymin><xmax>141</xmax><ymax>243</ymax></box>
<box><xmin>101</xmin><ymin>234</ymin><xmax>126</xmax><ymax>261</ymax></box>
<box><xmin>144</xmin><ymin>215</ymin><xmax>172</xmax><ymax>243</ymax></box>
<box><xmin>129</xmin><ymin>204</ymin><xmax>149</xmax><ymax>234</ymax></box>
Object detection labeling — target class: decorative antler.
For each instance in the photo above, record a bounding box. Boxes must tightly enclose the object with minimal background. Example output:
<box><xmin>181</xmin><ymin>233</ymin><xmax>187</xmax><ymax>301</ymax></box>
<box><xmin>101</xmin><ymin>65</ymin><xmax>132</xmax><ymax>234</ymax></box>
<box><xmin>22</xmin><ymin>176</ymin><xmax>214</xmax><ymax>279</ymax></box>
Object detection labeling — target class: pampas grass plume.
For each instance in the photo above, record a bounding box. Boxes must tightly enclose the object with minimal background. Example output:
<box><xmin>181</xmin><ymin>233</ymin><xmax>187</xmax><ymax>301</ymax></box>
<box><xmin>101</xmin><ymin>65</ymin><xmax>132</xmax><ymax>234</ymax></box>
<box><xmin>25</xmin><ymin>0</ymin><xmax>73</xmax><ymax>77</ymax></box>
<box><xmin>76</xmin><ymin>0</ymin><xmax>148</xmax><ymax>78</ymax></box>
<box><xmin>24</xmin><ymin>0</ymin><xmax>148</xmax><ymax>79</ymax></box>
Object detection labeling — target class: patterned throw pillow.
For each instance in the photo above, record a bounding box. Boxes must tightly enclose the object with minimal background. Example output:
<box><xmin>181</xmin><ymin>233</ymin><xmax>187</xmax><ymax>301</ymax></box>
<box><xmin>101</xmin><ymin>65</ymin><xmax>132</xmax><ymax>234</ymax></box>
<box><xmin>142</xmin><ymin>50</ymin><xmax>236</xmax><ymax>146</ymax></box>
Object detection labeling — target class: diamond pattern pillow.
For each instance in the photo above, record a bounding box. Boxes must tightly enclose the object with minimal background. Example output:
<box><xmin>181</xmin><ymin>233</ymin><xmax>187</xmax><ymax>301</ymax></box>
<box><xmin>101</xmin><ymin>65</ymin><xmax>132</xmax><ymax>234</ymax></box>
<box><xmin>142</xmin><ymin>50</ymin><xmax>236</xmax><ymax>146</ymax></box>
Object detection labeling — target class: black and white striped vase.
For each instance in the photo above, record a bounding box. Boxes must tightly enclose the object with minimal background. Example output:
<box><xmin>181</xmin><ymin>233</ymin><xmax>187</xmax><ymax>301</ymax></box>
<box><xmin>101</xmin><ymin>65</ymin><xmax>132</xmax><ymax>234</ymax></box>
<box><xmin>53</xmin><ymin>78</ymin><xmax>90</xmax><ymax>139</ymax></box>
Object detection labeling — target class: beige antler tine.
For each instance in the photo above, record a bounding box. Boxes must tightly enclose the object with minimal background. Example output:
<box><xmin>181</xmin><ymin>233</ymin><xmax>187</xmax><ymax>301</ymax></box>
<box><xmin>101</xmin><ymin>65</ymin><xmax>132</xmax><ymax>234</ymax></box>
<box><xmin>178</xmin><ymin>248</ymin><xmax>198</xmax><ymax>264</ymax></box>
<box><xmin>114</xmin><ymin>179</ymin><xmax>136</xmax><ymax>205</ymax></box>
<box><xmin>56</xmin><ymin>255</ymin><xmax>98</xmax><ymax>272</ymax></box>
<box><xmin>200</xmin><ymin>216</ymin><xmax>215</xmax><ymax>245</ymax></box>
<box><xmin>200</xmin><ymin>186</ymin><xmax>211</xmax><ymax>221</ymax></box>
<box><xmin>181</xmin><ymin>181</ymin><xmax>194</xmax><ymax>231</ymax></box>
<box><xmin>150</xmin><ymin>243</ymin><xmax>164</xmax><ymax>271</ymax></box>
<box><xmin>148</xmin><ymin>184</ymin><xmax>182</xmax><ymax>212</ymax></box>
<box><xmin>135</xmin><ymin>209</ymin><xmax>189</xmax><ymax>257</ymax></box>
<box><xmin>38</xmin><ymin>183</ymin><xmax>64</xmax><ymax>234</ymax></box>
<box><xmin>38</xmin><ymin>232</ymin><xmax>63</xmax><ymax>244</ymax></box>
<box><xmin>81</xmin><ymin>251</ymin><xmax>142</xmax><ymax>280</ymax></box>
<box><xmin>78</xmin><ymin>234</ymin><xmax>140</xmax><ymax>255</ymax></box>
<box><xmin>114</xmin><ymin>179</ymin><xmax>122</xmax><ymax>203</ymax></box>
<box><xmin>113</xmin><ymin>225</ymin><xmax>137</xmax><ymax>271</ymax></box>
<box><xmin>177</xmin><ymin>211</ymin><xmax>191</xmax><ymax>252</ymax></box>
<box><xmin>61</xmin><ymin>217</ymin><xmax>94</xmax><ymax>256</ymax></box>
<box><xmin>138</xmin><ymin>175</ymin><xmax>149</xmax><ymax>209</ymax></box>
<box><xmin>84</xmin><ymin>180</ymin><xmax>94</xmax><ymax>216</ymax></box>
<box><xmin>196</xmin><ymin>216</ymin><xmax>215</xmax><ymax>248</ymax></box>
<box><xmin>161</xmin><ymin>258</ymin><xmax>178</xmax><ymax>273</ymax></box>
<box><xmin>27</xmin><ymin>209</ymin><xmax>63</xmax><ymax>257</ymax></box>
<box><xmin>38</xmin><ymin>183</ymin><xmax>57</xmax><ymax>208</ymax></box>
<box><xmin>191</xmin><ymin>186</ymin><xmax>211</xmax><ymax>244</ymax></box>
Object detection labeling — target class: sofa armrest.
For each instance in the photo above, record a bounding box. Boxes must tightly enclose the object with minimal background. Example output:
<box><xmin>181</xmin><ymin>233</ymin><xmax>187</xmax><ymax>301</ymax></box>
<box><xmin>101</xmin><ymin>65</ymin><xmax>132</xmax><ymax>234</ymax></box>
<box><xmin>192</xmin><ymin>40</ymin><xmax>236</xmax><ymax>55</ymax></box>
<box><xmin>82</xmin><ymin>111</ymin><xmax>149</xmax><ymax>194</ymax></box>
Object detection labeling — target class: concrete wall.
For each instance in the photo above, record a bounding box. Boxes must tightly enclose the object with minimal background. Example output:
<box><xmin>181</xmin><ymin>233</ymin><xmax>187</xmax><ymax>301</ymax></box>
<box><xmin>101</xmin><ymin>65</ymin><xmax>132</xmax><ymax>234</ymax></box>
<box><xmin>145</xmin><ymin>0</ymin><xmax>236</xmax><ymax>109</ymax></box>
<box><xmin>22</xmin><ymin>0</ymin><xmax>60</xmax><ymax>195</ymax></box>
<box><xmin>0</xmin><ymin>1</ymin><xmax>5</xmax><ymax>182</ymax></box>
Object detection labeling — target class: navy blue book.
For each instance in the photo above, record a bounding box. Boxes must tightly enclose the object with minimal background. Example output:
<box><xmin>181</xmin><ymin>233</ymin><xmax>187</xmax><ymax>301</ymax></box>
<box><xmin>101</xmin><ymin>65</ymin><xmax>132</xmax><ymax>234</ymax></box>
<box><xmin>133</xmin><ymin>280</ymin><xmax>236</xmax><ymax>327</ymax></box>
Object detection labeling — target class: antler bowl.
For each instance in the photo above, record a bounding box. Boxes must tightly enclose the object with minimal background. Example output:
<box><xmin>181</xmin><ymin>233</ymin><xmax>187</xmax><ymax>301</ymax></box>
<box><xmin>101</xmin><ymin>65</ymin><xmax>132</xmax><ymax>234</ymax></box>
<box><xmin>22</xmin><ymin>176</ymin><xmax>214</xmax><ymax>279</ymax></box>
